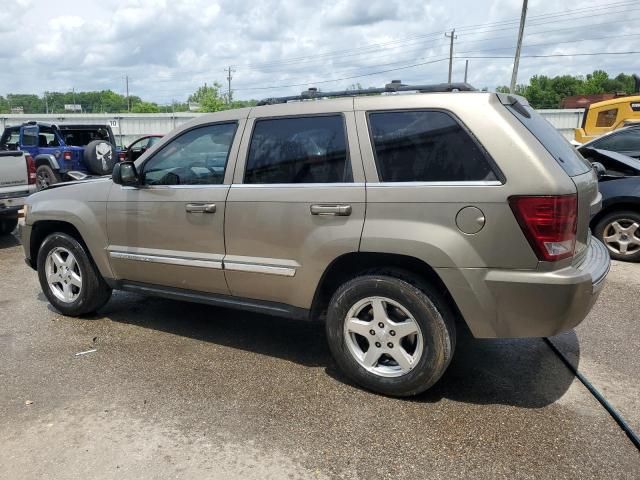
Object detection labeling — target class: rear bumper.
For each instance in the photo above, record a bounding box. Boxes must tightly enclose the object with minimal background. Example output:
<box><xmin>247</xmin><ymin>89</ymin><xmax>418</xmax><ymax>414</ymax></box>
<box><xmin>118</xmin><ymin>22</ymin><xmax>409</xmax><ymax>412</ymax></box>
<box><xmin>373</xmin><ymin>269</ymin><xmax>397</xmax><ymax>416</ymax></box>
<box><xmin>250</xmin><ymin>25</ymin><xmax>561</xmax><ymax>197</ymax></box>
<box><xmin>437</xmin><ymin>238</ymin><xmax>610</xmax><ymax>338</ymax></box>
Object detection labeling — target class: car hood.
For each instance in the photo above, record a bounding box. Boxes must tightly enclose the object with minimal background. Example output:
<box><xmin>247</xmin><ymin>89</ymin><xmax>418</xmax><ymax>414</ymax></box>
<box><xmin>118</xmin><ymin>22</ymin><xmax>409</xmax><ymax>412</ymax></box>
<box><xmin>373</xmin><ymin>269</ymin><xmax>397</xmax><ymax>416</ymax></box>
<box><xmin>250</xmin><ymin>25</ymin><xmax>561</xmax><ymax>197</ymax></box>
<box><xmin>579</xmin><ymin>147</ymin><xmax>640</xmax><ymax>175</ymax></box>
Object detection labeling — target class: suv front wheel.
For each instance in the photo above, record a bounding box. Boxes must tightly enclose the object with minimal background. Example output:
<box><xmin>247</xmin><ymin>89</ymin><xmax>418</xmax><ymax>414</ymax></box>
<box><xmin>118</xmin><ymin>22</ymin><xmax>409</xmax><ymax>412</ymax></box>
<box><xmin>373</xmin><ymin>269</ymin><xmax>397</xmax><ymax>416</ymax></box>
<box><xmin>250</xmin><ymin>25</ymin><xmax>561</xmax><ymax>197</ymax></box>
<box><xmin>37</xmin><ymin>232</ymin><xmax>112</xmax><ymax>316</ymax></box>
<box><xmin>325</xmin><ymin>273</ymin><xmax>455</xmax><ymax>397</ymax></box>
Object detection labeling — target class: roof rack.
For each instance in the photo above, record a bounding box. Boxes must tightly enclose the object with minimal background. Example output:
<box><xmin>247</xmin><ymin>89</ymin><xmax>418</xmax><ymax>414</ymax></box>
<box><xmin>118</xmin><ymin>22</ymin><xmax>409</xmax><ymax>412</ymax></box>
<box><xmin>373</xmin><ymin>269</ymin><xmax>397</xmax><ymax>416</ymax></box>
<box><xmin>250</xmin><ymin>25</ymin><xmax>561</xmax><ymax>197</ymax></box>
<box><xmin>257</xmin><ymin>80</ymin><xmax>476</xmax><ymax>105</ymax></box>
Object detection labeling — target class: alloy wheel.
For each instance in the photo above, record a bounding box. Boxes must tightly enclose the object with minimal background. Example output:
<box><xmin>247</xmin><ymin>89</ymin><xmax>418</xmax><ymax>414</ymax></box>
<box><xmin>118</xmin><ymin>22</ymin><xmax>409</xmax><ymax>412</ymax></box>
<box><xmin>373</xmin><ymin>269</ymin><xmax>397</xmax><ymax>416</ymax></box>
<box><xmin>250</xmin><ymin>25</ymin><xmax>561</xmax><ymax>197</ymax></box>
<box><xmin>343</xmin><ymin>296</ymin><xmax>424</xmax><ymax>378</ymax></box>
<box><xmin>602</xmin><ymin>219</ymin><xmax>640</xmax><ymax>256</ymax></box>
<box><xmin>45</xmin><ymin>247</ymin><xmax>83</xmax><ymax>303</ymax></box>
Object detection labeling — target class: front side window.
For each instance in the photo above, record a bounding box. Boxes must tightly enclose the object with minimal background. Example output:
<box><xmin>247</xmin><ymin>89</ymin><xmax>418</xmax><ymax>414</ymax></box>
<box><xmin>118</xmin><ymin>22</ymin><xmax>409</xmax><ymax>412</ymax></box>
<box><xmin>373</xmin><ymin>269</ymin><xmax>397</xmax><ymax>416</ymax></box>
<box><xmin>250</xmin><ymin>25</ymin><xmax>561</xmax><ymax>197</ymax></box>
<box><xmin>142</xmin><ymin>123</ymin><xmax>237</xmax><ymax>186</ymax></box>
<box><xmin>595</xmin><ymin>108</ymin><xmax>618</xmax><ymax>128</ymax></box>
<box><xmin>368</xmin><ymin>111</ymin><xmax>497</xmax><ymax>182</ymax></box>
<box><xmin>594</xmin><ymin>129</ymin><xmax>640</xmax><ymax>151</ymax></box>
<box><xmin>0</xmin><ymin>128</ymin><xmax>20</xmax><ymax>148</ymax></box>
<box><xmin>244</xmin><ymin>115</ymin><xmax>352</xmax><ymax>184</ymax></box>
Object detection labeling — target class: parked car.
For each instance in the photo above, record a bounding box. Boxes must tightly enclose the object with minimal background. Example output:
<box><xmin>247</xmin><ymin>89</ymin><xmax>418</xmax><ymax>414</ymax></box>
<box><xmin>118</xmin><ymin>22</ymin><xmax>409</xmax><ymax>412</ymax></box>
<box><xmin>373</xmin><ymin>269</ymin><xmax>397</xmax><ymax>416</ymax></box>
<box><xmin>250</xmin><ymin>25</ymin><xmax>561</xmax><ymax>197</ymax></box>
<box><xmin>578</xmin><ymin>124</ymin><xmax>640</xmax><ymax>159</ymax></box>
<box><xmin>0</xmin><ymin>150</ymin><xmax>36</xmax><ymax>234</ymax></box>
<box><xmin>122</xmin><ymin>135</ymin><xmax>163</xmax><ymax>162</ymax></box>
<box><xmin>0</xmin><ymin>122</ymin><xmax>123</xmax><ymax>190</ymax></box>
<box><xmin>21</xmin><ymin>83</ymin><xmax>609</xmax><ymax>397</ymax></box>
<box><xmin>579</xmin><ymin>146</ymin><xmax>640</xmax><ymax>262</ymax></box>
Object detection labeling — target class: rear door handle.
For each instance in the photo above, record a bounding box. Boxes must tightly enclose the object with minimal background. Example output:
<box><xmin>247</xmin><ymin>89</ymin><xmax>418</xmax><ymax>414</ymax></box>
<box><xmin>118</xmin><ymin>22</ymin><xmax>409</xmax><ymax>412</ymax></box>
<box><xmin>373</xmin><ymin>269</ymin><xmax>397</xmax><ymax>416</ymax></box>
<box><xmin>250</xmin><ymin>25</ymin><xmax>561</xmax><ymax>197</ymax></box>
<box><xmin>186</xmin><ymin>203</ymin><xmax>216</xmax><ymax>214</ymax></box>
<box><xmin>310</xmin><ymin>204</ymin><xmax>352</xmax><ymax>216</ymax></box>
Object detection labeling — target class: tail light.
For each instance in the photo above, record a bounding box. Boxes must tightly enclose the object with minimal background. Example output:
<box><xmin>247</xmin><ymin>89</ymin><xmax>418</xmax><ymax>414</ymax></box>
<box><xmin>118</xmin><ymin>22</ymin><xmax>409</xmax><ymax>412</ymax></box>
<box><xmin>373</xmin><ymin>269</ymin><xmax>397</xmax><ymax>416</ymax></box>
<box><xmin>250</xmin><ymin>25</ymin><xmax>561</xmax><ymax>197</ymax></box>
<box><xmin>63</xmin><ymin>150</ymin><xmax>72</xmax><ymax>162</ymax></box>
<box><xmin>118</xmin><ymin>151</ymin><xmax>126</xmax><ymax>162</ymax></box>
<box><xmin>25</xmin><ymin>154</ymin><xmax>36</xmax><ymax>185</ymax></box>
<box><xmin>509</xmin><ymin>195</ymin><xmax>577</xmax><ymax>262</ymax></box>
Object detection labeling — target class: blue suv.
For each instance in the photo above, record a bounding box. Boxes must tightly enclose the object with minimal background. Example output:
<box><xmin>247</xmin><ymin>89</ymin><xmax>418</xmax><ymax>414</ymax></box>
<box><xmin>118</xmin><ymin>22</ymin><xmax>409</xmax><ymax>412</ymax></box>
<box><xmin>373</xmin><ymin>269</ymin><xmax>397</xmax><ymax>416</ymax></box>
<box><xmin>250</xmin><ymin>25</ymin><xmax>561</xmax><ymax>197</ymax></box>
<box><xmin>0</xmin><ymin>122</ymin><xmax>123</xmax><ymax>189</ymax></box>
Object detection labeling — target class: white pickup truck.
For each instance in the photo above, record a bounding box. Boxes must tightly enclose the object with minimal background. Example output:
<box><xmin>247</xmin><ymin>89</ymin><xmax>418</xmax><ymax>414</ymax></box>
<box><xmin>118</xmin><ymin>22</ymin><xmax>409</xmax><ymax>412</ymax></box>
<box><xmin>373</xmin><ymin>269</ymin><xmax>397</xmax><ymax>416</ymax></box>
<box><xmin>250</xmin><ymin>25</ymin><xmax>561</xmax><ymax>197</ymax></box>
<box><xmin>0</xmin><ymin>150</ymin><xmax>36</xmax><ymax>234</ymax></box>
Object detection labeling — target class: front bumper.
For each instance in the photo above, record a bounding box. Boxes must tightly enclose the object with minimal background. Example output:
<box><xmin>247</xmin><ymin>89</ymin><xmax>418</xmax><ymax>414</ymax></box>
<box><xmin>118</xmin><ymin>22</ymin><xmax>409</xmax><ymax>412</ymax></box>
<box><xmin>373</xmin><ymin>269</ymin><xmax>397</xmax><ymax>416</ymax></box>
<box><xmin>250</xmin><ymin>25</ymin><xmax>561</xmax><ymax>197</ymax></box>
<box><xmin>437</xmin><ymin>238</ymin><xmax>611</xmax><ymax>338</ymax></box>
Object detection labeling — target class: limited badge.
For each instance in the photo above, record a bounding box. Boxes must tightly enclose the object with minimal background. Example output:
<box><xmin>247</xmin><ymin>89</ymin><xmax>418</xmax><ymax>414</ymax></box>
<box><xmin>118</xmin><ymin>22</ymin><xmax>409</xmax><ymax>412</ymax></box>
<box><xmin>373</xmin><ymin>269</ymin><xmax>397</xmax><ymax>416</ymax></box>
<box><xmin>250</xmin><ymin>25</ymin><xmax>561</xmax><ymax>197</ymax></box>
<box><xmin>631</xmin><ymin>102</ymin><xmax>640</xmax><ymax>112</ymax></box>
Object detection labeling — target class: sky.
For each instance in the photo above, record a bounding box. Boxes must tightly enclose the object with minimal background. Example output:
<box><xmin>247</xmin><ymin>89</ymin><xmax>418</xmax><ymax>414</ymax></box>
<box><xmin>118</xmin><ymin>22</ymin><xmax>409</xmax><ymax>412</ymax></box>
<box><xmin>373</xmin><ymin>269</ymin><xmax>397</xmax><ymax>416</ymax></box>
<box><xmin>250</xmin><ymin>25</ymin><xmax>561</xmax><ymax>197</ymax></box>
<box><xmin>1</xmin><ymin>0</ymin><xmax>639</xmax><ymax>104</ymax></box>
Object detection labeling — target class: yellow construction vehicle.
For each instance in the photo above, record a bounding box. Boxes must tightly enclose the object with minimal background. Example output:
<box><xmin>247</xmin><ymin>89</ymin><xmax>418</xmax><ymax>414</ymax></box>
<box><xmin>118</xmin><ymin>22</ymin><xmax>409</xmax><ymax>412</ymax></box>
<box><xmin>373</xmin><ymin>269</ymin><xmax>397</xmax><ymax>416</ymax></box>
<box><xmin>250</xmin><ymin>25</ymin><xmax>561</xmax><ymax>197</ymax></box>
<box><xmin>575</xmin><ymin>75</ymin><xmax>640</xmax><ymax>143</ymax></box>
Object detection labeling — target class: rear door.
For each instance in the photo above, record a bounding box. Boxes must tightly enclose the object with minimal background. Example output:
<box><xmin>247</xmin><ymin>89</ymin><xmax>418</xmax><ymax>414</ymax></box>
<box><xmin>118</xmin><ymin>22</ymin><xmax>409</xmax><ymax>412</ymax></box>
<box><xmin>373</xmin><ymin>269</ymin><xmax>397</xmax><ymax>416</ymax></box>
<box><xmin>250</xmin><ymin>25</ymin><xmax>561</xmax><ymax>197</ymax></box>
<box><xmin>106</xmin><ymin>119</ymin><xmax>243</xmax><ymax>294</ymax></box>
<box><xmin>19</xmin><ymin>125</ymin><xmax>39</xmax><ymax>158</ymax></box>
<box><xmin>224</xmin><ymin>102</ymin><xmax>366</xmax><ymax>310</ymax></box>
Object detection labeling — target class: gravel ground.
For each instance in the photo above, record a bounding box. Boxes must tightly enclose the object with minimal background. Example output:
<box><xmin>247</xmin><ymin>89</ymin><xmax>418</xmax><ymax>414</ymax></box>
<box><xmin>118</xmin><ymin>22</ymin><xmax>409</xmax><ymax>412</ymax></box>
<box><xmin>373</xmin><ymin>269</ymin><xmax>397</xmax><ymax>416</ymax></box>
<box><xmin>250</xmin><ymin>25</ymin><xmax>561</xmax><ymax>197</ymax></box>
<box><xmin>0</xmin><ymin>232</ymin><xmax>638</xmax><ymax>479</ymax></box>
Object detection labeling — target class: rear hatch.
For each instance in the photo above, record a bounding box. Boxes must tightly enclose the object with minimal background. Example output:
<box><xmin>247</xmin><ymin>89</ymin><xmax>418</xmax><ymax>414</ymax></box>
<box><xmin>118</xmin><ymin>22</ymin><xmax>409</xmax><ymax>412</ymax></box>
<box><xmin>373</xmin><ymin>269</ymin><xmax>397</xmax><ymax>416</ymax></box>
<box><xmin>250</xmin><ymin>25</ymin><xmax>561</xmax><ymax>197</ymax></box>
<box><xmin>500</xmin><ymin>94</ymin><xmax>600</xmax><ymax>258</ymax></box>
<box><xmin>0</xmin><ymin>151</ymin><xmax>29</xmax><ymax>196</ymax></box>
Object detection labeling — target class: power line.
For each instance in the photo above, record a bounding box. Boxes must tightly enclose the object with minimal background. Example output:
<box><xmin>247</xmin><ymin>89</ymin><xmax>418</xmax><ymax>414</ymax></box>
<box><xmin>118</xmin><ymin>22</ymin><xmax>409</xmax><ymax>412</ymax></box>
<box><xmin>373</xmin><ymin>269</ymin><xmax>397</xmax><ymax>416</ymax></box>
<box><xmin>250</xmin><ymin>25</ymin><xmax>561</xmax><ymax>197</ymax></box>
<box><xmin>232</xmin><ymin>50</ymin><xmax>640</xmax><ymax>92</ymax></box>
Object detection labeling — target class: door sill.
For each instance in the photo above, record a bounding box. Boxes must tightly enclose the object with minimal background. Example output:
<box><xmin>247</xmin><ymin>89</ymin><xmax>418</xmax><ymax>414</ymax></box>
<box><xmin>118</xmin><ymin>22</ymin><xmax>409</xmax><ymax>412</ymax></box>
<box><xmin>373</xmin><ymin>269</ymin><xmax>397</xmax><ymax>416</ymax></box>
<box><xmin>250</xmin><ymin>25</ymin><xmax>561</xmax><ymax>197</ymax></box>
<box><xmin>116</xmin><ymin>281</ymin><xmax>311</xmax><ymax>321</ymax></box>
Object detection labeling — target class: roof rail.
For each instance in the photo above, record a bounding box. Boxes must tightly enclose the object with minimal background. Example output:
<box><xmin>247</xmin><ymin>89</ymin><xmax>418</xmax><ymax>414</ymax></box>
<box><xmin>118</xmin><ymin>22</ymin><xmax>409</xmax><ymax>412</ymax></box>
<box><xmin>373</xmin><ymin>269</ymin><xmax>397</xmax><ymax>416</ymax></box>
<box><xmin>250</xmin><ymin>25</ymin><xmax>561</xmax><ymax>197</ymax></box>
<box><xmin>257</xmin><ymin>80</ymin><xmax>476</xmax><ymax>105</ymax></box>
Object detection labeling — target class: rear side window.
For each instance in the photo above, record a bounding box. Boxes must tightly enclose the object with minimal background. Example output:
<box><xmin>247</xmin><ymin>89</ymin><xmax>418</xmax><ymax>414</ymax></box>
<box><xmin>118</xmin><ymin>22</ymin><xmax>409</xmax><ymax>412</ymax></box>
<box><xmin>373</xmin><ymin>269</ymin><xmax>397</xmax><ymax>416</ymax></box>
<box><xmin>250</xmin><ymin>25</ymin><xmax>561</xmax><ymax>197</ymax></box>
<box><xmin>245</xmin><ymin>115</ymin><xmax>352</xmax><ymax>184</ymax></box>
<box><xmin>368</xmin><ymin>111</ymin><xmax>498</xmax><ymax>182</ymax></box>
<box><xmin>22</xmin><ymin>127</ymin><xmax>38</xmax><ymax>147</ymax></box>
<box><xmin>505</xmin><ymin>102</ymin><xmax>591</xmax><ymax>176</ymax></box>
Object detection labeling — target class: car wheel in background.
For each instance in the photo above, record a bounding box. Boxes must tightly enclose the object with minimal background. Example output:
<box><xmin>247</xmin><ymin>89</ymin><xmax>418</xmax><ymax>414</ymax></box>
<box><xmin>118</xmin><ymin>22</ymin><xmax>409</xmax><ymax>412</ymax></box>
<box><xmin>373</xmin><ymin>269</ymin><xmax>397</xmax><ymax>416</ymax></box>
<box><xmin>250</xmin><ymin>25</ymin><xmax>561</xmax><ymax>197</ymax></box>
<box><xmin>37</xmin><ymin>232</ymin><xmax>112</xmax><ymax>316</ymax></box>
<box><xmin>36</xmin><ymin>165</ymin><xmax>61</xmax><ymax>190</ymax></box>
<box><xmin>325</xmin><ymin>272</ymin><xmax>456</xmax><ymax>397</ymax></box>
<box><xmin>594</xmin><ymin>210</ymin><xmax>640</xmax><ymax>262</ymax></box>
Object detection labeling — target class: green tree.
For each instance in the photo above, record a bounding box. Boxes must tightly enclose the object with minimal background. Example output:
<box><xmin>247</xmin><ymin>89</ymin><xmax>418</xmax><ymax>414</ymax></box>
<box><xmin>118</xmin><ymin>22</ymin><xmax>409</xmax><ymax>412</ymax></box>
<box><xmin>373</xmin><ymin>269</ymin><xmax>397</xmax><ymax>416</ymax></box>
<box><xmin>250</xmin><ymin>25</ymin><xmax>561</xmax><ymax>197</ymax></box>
<box><xmin>188</xmin><ymin>82</ymin><xmax>226</xmax><ymax>112</ymax></box>
<box><xmin>131</xmin><ymin>101</ymin><xmax>160</xmax><ymax>113</ymax></box>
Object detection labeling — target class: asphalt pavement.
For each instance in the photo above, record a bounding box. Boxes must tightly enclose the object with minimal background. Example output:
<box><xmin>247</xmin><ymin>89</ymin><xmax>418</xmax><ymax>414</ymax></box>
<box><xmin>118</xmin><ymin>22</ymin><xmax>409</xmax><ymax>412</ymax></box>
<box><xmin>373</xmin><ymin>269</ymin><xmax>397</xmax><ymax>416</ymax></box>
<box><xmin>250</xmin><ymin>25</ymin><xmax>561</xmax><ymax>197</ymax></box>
<box><xmin>0</xmin><ymin>231</ymin><xmax>638</xmax><ymax>479</ymax></box>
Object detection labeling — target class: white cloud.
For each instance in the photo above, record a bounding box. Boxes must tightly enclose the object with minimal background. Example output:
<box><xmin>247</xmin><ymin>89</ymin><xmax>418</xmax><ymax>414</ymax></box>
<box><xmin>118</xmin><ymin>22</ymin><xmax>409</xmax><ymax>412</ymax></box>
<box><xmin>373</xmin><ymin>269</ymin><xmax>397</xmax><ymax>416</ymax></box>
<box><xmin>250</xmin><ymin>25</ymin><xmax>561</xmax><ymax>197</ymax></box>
<box><xmin>0</xmin><ymin>0</ymin><xmax>638</xmax><ymax>103</ymax></box>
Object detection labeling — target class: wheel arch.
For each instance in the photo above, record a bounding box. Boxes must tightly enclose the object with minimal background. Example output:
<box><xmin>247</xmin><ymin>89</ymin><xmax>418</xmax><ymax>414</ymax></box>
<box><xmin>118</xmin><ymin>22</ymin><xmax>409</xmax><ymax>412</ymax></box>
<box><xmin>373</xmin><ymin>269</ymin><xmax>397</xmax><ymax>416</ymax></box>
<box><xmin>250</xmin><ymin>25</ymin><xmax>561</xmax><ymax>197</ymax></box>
<box><xmin>34</xmin><ymin>154</ymin><xmax>60</xmax><ymax>170</ymax></box>
<box><xmin>311</xmin><ymin>251</ymin><xmax>464</xmax><ymax>326</ymax></box>
<box><xmin>590</xmin><ymin>199</ymin><xmax>640</xmax><ymax>229</ymax></box>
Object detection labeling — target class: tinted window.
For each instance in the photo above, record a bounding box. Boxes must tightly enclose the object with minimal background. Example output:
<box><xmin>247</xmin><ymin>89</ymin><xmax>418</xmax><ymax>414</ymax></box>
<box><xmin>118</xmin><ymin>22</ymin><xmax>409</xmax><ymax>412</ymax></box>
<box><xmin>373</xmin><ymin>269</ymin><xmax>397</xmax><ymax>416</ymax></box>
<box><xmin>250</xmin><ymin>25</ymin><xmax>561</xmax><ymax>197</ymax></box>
<box><xmin>506</xmin><ymin>103</ymin><xmax>591</xmax><ymax>176</ymax></box>
<box><xmin>245</xmin><ymin>115</ymin><xmax>351</xmax><ymax>184</ymax></box>
<box><xmin>593</xmin><ymin>128</ymin><xmax>640</xmax><ymax>152</ymax></box>
<box><xmin>142</xmin><ymin>123</ymin><xmax>236</xmax><ymax>186</ymax></box>
<box><xmin>368</xmin><ymin>111</ymin><xmax>497</xmax><ymax>182</ymax></box>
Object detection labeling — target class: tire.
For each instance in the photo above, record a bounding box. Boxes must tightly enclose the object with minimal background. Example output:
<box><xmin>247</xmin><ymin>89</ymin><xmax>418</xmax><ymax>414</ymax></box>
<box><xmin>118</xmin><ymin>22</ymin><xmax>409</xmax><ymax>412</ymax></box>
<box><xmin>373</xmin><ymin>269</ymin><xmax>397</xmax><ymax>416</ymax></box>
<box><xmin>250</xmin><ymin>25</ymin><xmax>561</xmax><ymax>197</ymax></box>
<box><xmin>37</xmin><ymin>232</ymin><xmax>112</xmax><ymax>316</ymax></box>
<box><xmin>325</xmin><ymin>272</ymin><xmax>456</xmax><ymax>397</ymax></box>
<box><xmin>84</xmin><ymin>140</ymin><xmax>116</xmax><ymax>175</ymax></box>
<box><xmin>593</xmin><ymin>210</ymin><xmax>640</xmax><ymax>262</ymax></box>
<box><xmin>0</xmin><ymin>217</ymin><xmax>18</xmax><ymax>235</ymax></box>
<box><xmin>36</xmin><ymin>164</ymin><xmax>61</xmax><ymax>190</ymax></box>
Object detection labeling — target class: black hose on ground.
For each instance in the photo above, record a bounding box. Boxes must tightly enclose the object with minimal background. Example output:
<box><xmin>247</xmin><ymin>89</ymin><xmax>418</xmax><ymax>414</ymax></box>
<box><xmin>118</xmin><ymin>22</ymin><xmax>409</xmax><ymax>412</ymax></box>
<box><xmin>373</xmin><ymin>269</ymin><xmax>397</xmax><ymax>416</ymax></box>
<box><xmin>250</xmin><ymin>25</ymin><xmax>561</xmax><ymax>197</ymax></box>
<box><xmin>544</xmin><ymin>337</ymin><xmax>640</xmax><ymax>451</ymax></box>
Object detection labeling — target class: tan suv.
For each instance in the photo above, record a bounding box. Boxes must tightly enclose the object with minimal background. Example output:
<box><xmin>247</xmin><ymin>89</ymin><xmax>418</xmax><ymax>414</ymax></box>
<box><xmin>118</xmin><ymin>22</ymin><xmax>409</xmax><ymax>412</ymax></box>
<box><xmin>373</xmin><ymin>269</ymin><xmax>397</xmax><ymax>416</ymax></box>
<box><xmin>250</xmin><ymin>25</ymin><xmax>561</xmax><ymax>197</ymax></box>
<box><xmin>21</xmin><ymin>82</ymin><xmax>610</xmax><ymax>397</ymax></box>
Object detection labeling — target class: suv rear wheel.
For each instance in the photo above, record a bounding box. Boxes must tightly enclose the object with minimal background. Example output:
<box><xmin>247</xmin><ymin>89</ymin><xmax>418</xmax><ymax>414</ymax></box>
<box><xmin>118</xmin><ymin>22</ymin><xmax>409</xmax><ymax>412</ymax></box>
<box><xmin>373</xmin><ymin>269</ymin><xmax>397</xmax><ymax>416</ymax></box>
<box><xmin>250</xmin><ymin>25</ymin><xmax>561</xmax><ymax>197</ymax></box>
<box><xmin>594</xmin><ymin>210</ymin><xmax>640</xmax><ymax>262</ymax></box>
<box><xmin>325</xmin><ymin>272</ymin><xmax>455</xmax><ymax>397</ymax></box>
<box><xmin>37</xmin><ymin>232</ymin><xmax>112</xmax><ymax>316</ymax></box>
<box><xmin>36</xmin><ymin>165</ymin><xmax>61</xmax><ymax>190</ymax></box>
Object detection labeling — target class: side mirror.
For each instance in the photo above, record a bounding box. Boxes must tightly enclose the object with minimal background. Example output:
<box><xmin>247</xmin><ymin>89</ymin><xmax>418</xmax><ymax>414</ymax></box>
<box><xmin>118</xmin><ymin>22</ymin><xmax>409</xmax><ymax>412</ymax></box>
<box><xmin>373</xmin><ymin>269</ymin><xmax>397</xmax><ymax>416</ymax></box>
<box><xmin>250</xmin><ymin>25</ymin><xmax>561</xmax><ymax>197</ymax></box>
<box><xmin>592</xmin><ymin>162</ymin><xmax>606</xmax><ymax>179</ymax></box>
<box><xmin>112</xmin><ymin>161</ymin><xmax>139</xmax><ymax>186</ymax></box>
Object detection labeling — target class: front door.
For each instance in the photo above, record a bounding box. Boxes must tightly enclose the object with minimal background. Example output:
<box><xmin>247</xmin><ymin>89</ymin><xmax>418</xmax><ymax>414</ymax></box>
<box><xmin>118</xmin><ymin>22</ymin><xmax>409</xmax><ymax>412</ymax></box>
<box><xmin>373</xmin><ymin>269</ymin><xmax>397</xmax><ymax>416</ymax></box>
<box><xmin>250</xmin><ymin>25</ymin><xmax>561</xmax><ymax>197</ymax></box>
<box><xmin>224</xmin><ymin>109</ymin><xmax>366</xmax><ymax>310</ymax></box>
<box><xmin>106</xmin><ymin>121</ymin><xmax>242</xmax><ymax>294</ymax></box>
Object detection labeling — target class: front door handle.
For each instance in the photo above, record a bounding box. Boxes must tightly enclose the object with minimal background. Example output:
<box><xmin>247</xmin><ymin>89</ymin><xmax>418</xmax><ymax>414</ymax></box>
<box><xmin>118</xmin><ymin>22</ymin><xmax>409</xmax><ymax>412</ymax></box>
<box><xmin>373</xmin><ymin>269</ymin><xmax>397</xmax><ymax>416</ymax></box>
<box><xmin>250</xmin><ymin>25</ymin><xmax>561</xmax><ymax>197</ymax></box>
<box><xmin>310</xmin><ymin>204</ymin><xmax>352</xmax><ymax>216</ymax></box>
<box><xmin>186</xmin><ymin>203</ymin><xmax>216</xmax><ymax>214</ymax></box>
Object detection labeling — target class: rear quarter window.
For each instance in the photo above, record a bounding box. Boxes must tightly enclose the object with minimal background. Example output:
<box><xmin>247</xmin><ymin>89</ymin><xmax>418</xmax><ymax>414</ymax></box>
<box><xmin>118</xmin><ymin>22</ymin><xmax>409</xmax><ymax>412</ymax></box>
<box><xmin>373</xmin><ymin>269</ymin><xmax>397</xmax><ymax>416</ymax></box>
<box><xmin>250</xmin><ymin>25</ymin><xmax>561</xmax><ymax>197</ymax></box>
<box><xmin>368</xmin><ymin>110</ymin><xmax>499</xmax><ymax>182</ymax></box>
<box><xmin>505</xmin><ymin>102</ymin><xmax>591</xmax><ymax>176</ymax></box>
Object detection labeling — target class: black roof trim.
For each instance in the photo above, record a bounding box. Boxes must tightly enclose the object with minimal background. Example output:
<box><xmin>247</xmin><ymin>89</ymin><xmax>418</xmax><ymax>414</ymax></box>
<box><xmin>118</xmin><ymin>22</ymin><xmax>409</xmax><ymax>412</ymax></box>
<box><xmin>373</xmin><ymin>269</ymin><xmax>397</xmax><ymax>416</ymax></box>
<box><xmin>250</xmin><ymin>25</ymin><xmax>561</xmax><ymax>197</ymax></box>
<box><xmin>257</xmin><ymin>80</ymin><xmax>477</xmax><ymax>105</ymax></box>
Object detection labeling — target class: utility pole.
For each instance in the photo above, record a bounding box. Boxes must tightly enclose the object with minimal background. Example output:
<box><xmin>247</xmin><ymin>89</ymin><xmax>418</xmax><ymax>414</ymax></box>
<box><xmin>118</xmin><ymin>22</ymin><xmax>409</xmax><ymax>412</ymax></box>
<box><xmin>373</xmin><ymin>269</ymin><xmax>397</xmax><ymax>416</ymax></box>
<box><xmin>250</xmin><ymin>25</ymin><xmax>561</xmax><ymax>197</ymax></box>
<box><xmin>44</xmin><ymin>91</ymin><xmax>49</xmax><ymax>114</ymax></box>
<box><xmin>225</xmin><ymin>66</ymin><xmax>235</xmax><ymax>104</ymax></box>
<box><xmin>464</xmin><ymin>60</ymin><xmax>469</xmax><ymax>83</ymax></box>
<box><xmin>510</xmin><ymin>0</ymin><xmax>528</xmax><ymax>93</ymax></box>
<box><xmin>125</xmin><ymin>75</ymin><xmax>130</xmax><ymax>112</ymax></box>
<box><xmin>445</xmin><ymin>29</ymin><xmax>457</xmax><ymax>83</ymax></box>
